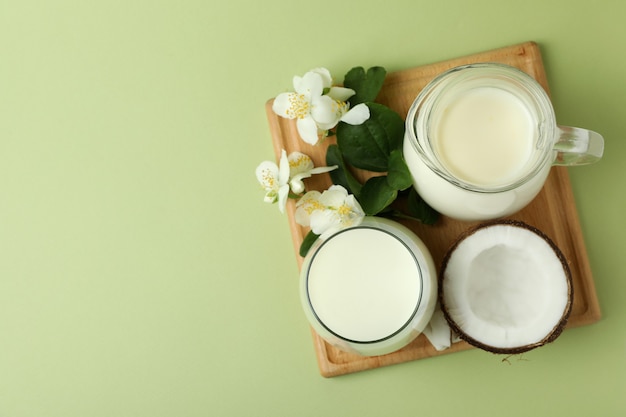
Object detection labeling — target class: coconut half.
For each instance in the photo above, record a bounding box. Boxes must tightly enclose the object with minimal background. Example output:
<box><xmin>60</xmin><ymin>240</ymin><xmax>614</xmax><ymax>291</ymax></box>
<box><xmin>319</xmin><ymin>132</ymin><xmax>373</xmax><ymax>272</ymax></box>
<box><xmin>439</xmin><ymin>220</ymin><xmax>573</xmax><ymax>354</ymax></box>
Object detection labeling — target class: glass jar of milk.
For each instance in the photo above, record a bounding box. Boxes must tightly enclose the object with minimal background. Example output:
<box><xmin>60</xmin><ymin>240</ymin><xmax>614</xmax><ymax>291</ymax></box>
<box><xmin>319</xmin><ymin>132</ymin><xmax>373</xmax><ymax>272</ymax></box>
<box><xmin>299</xmin><ymin>217</ymin><xmax>437</xmax><ymax>356</ymax></box>
<box><xmin>403</xmin><ymin>63</ymin><xmax>604</xmax><ymax>221</ymax></box>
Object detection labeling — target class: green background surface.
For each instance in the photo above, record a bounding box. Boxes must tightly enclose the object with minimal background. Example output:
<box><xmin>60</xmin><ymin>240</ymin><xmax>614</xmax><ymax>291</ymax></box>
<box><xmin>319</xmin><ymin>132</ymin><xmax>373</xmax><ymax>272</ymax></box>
<box><xmin>1</xmin><ymin>0</ymin><xmax>625</xmax><ymax>416</ymax></box>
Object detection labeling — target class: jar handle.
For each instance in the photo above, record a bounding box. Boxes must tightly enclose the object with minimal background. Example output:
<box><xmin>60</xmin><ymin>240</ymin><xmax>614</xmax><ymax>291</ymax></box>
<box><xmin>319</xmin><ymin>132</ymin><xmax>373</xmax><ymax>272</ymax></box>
<box><xmin>553</xmin><ymin>126</ymin><xmax>604</xmax><ymax>166</ymax></box>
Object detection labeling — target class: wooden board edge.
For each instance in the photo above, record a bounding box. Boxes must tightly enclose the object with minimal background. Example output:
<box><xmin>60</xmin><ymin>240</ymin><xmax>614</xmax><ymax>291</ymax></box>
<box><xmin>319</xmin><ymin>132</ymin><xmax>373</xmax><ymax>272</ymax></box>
<box><xmin>551</xmin><ymin>167</ymin><xmax>602</xmax><ymax>325</ymax></box>
<box><xmin>264</xmin><ymin>99</ymin><xmax>307</xmax><ymax>268</ymax></box>
<box><xmin>316</xmin><ymin>339</ymin><xmax>475</xmax><ymax>378</ymax></box>
<box><xmin>384</xmin><ymin>41</ymin><xmax>546</xmax><ymax>87</ymax></box>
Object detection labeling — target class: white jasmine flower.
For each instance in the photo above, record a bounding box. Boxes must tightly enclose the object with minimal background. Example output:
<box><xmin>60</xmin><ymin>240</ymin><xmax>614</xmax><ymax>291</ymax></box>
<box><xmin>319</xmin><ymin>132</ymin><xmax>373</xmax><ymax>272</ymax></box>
<box><xmin>272</xmin><ymin>68</ymin><xmax>370</xmax><ymax>145</ymax></box>
<box><xmin>256</xmin><ymin>150</ymin><xmax>338</xmax><ymax>213</ymax></box>
<box><xmin>288</xmin><ymin>152</ymin><xmax>337</xmax><ymax>194</ymax></box>
<box><xmin>306</xmin><ymin>67</ymin><xmax>333</xmax><ymax>89</ymax></box>
<box><xmin>256</xmin><ymin>149</ymin><xmax>290</xmax><ymax>213</ymax></box>
<box><xmin>312</xmin><ymin>99</ymin><xmax>370</xmax><ymax>132</ymax></box>
<box><xmin>338</xmin><ymin>102</ymin><xmax>370</xmax><ymax>125</ymax></box>
<box><xmin>295</xmin><ymin>185</ymin><xmax>365</xmax><ymax>239</ymax></box>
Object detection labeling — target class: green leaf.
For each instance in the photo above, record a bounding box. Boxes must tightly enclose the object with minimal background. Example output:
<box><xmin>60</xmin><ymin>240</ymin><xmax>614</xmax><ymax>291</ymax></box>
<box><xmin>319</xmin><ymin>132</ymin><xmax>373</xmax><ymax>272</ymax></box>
<box><xmin>299</xmin><ymin>230</ymin><xmax>320</xmax><ymax>257</ymax></box>
<box><xmin>343</xmin><ymin>66</ymin><xmax>387</xmax><ymax>105</ymax></box>
<box><xmin>407</xmin><ymin>188</ymin><xmax>440</xmax><ymax>225</ymax></box>
<box><xmin>325</xmin><ymin>145</ymin><xmax>362</xmax><ymax>197</ymax></box>
<box><xmin>358</xmin><ymin>175</ymin><xmax>397</xmax><ymax>215</ymax></box>
<box><xmin>336</xmin><ymin>102</ymin><xmax>405</xmax><ymax>172</ymax></box>
<box><xmin>386</xmin><ymin>149</ymin><xmax>413</xmax><ymax>191</ymax></box>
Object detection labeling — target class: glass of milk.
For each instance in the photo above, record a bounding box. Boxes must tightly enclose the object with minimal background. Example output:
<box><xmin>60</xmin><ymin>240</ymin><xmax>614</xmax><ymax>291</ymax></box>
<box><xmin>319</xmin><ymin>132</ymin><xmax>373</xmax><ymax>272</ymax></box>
<box><xmin>299</xmin><ymin>217</ymin><xmax>437</xmax><ymax>356</ymax></box>
<box><xmin>403</xmin><ymin>63</ymin><xmax>604</xmax><ymax>221</ymax></box>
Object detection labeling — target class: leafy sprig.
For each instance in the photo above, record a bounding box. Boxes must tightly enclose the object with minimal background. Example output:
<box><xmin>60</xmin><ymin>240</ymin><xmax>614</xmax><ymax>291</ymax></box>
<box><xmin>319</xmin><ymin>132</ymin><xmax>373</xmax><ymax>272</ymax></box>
<box><xmin>299</xmin><ymin>66</ymin><xmax>439</xmax><ymax>256</ymax></box>
<box><xmin>328</xmin><ymin>66</ymin><xmax>438</xmax><ymax>221</ymax></box>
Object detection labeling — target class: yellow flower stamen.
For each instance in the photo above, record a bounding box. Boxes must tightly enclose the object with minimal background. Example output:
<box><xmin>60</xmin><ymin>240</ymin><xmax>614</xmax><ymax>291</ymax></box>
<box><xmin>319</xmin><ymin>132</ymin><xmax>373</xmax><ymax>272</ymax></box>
<box><xmin>259</xmin><ymin>169</ymin><xmax>276</xmax><ymax>188</ymax></box>
<box><xmin>289</xmin><ymin>154</ymin><xmax>309</xmax><ymax>170</ymax></box>
<box><xmin>337</xmin><ymin>204</ymin><xmax>351</xmax><ymax>216</ymax></box>
<box><xmin>285</xmin><ymin>93</ymin><xmax>310</xmax><ymax>119</ymax></box>
<box><xmin>299</xmin><ymin>197</ymin><xmax>324</xmax><ymax>215</ymax></box>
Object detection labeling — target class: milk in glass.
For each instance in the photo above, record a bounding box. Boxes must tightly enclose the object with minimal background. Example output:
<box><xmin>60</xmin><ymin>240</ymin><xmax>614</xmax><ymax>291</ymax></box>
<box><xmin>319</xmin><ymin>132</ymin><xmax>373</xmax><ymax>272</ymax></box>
<box><xmin>299</xmin><ymin>217</ymin><xmax>437</xmax><ymax>356</ymax></box>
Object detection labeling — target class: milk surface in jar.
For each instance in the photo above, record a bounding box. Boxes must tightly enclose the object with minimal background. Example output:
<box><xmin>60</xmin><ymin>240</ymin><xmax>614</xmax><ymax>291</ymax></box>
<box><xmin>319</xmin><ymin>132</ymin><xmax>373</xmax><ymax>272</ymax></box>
<box><xmin>433</xmin><ymin>86</ymin><xmax>534</xmax><ymax>187</ymax></box>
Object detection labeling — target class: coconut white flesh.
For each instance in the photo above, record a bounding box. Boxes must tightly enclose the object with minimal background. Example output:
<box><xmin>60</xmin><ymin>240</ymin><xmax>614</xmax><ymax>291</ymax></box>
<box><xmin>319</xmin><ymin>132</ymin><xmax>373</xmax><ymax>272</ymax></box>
<box><xmin>442</xmin><ymin>224</ymin><xmax>570</xmax><ymax>349</ymax></box>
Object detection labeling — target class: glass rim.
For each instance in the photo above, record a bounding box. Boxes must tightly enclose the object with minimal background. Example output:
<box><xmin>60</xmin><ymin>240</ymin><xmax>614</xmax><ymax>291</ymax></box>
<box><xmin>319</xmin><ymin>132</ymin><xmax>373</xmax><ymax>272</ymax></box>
<box><xmin>304</xmin><ymin>222</ymin><xmax>425</xmax><ymax>344</ymax></box>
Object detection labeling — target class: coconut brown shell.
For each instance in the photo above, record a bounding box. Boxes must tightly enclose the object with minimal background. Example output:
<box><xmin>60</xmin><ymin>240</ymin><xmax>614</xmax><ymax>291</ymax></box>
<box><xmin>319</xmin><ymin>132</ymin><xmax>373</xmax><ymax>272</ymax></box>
<box><xmin>439</xmin><ymin>219</ymin><xmax>574</xmax><ymax>355</ymax></box>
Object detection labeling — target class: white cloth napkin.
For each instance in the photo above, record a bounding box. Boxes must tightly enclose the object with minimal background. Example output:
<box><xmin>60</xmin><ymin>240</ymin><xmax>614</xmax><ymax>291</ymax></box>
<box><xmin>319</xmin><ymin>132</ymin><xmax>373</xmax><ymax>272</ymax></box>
<box><xmin>422</xmin><ymin>302</ymin><xmax>462</xmax><ymax>351</ymax></box>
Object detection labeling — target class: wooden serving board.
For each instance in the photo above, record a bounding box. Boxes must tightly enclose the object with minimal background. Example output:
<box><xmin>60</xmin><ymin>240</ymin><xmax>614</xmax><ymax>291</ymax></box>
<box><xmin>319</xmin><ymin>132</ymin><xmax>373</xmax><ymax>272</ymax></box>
<box><xmin>265</xmin><ymin>41</ymin><xmax>601</xmax><ymax>377</ymax></box>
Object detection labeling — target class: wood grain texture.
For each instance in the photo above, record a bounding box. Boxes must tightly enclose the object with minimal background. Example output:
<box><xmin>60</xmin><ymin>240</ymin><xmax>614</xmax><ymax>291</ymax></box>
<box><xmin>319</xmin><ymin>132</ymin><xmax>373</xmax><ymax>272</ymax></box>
<box><xmin>265</xmin><ymin>41</ymin><xmax>601</xmax><ymax>377</ymax></box>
